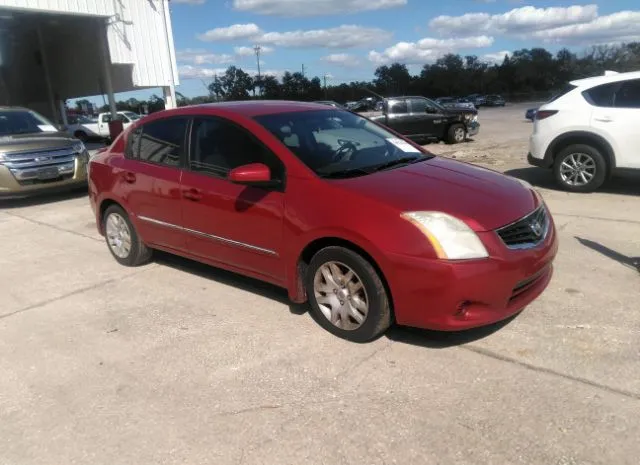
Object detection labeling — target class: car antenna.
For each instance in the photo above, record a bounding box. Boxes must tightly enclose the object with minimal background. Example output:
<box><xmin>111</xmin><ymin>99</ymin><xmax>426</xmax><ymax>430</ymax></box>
<box><xmin>362</xmin><ymin>88</ymin><xmax>386</xmax><ymax>100</ymax></box>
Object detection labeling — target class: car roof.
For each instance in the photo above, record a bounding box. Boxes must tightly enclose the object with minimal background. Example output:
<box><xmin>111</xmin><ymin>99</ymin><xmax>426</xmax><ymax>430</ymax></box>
<box><xmin>570</xmin><ymin>70</ymin><xmax>640</xmax><ymax>88</ymax></box>
<box><xmin>182</xmin><ymin>100</ymin><xmax>334</xmax><ymax>117</ymax></box>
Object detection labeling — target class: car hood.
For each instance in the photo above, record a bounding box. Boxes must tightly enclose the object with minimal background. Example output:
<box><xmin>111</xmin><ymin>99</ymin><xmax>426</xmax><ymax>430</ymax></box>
<box><xmin>0</xmin><ymin>131</ymin><xmax>78</xmax><ymax>153</ymax></box>
<box><xmin>331</xmin><ymin>157</ymin><xmax>538</xmax><ymax>232</ymax></box>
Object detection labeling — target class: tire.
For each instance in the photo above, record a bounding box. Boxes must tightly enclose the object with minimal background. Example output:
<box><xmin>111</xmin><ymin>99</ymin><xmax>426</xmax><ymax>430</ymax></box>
<box><xmin>103</xmin><ymin>205</ymin><xmax>152</xmax><ymax>266</ymax></box>
<box><xmin>305</xmin><ymin>246</ymin><xmax>392</xmax><ymax>343</ymax></box>
<box><xmin>553</xmin><ymin>144</ymin><xmax>607</xmax><ymax>193</ymax></box>
<box><xmin>74</xmin><ymin>130</ymin><xmax>88</xmax><ymax>142</ymax></box>
<box><xmin>447</xmin><ymin>124</ymin><xmax>466</xmax><ymax>144</ymax></box>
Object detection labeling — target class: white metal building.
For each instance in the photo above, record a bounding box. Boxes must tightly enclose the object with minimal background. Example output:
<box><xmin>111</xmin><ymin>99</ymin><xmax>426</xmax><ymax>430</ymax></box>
<box><xmin>0</xmin><ymin>0</ymin><xmax>179</xmax><ymax>125</ymax></box>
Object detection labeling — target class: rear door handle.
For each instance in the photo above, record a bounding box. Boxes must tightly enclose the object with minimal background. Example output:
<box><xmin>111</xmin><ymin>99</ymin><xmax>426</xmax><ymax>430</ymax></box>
<box><xmin>182</xmin><ymin>188</ymin><xmax>203</xmax><ymax>201</ymax></box>
<box><xmin>595</xmin><ymin>116</ymin><xmax>613</xmax><ymax>122</ymax></box>
<box><xmin>123</xmin><ymin>172</ymin><xmax>136</xmax><ymax>183</ymax></box>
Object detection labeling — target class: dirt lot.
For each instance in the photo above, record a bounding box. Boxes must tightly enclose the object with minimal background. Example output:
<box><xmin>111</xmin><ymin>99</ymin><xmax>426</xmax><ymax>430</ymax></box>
<box><xmin>1</xmin><ymin>103</ymin><xmax>639</xmax><ymax>465</ymax></box>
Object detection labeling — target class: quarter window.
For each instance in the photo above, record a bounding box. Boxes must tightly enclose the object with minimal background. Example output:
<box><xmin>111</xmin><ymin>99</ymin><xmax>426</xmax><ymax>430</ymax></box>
<box><xmin>190</xmin><ymin>117</ymin><xmax>284</xmax><ymax>180</ymax></box>
<box><xmin>615</xmin><ymin>79</ymin><xmax>640</xmax><ymax>109</ymax></box>
<box><xmin>134</xmin><ymin>117</ymin><xmax>187</xmax><ymax>167</ymax></box>
<box><xmin>583</xmin><ymin>83</ymin><xmax>617</xmax><ymax>107</ymax></box>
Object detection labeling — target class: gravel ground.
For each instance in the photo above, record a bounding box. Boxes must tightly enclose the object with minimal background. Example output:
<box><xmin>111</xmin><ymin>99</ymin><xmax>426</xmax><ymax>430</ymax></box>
<box><xmin>1</xmin><ymin>103</ymin><xmax>639</xmax><ymax>465</ymax></box>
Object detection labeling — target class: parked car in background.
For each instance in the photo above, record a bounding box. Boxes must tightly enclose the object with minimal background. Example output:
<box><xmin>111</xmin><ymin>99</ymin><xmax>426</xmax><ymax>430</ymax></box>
<box><xmin>528</xmin><ymin>70</ymin><xmax>640</xmax><ymax>192</ymax></box>
<box><xmin>468</xmin><ymin>94</ymin><xmax>486</xmax><ymax>107</ymax></box>
<box><xmin>525</xmin><ymin>108</ymin><xmax>538</xmax><ymax>121</ymax></box>
<box><xmin>436</xmin><ymin>97</ymin><xmax>476</xmax><ymax>110</ymax></box>
<box><xmin>313</xmin><ymin>101</ymin><xmax>345</xmax><ymax>109</ymax></box>
<box><xmin>66</xmin><ymin>111</ymin><xmax>141</xmax><ymax>141</ymax></box>
<box><xmin>89</xmin><ymin>101</ymin><xmax>556</xmax><ymax>342</ymax></box>
<box><xmin>369</xmin><ymin>96</ymin><xmax>479</xmax><ymax>144</ymax></box>
<box><xmin>483</xmin><ymin>95</ymin><xmax>506</xmax><ymax>107</ymax></box>
<box><xmin>0</xmin><ymin>107</ymin><xmax>89</xmax><ymax>198</ymax></box>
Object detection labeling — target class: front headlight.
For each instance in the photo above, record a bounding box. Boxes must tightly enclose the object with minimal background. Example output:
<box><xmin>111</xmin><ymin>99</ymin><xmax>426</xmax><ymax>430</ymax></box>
<box><xmin>402</xmin><ymin>211</ymin><xmax>489</xmax><ymax>260</ymax></box>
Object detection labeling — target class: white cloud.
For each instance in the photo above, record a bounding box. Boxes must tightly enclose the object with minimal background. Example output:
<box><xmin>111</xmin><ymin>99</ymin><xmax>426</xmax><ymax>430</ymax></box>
<box><xmin>234</xmin><ymin>45</ymin><xmax>275</xmax><ymax>56</ymax></box>
<box><xmin>198</xmin><ymin>23</ymin><xmax>262</xmax><ymax>42</ymax></box>
<box><xmin>482</xmin><ymin>50</ymin><xmax>511</xmax><ymax>63</ymax></box>
<box><xmin>429</xmin><ymin>5</ymin><xmax>599</xmax><ymax>36</ymax></box>
<box><xmin>176</xmin><ymin>49</ymin><xmax>235</xmax><ymax>65</ymax></box>
<box><xmin>368</xmin><ymin>36</ymin><xmax>494</xmax><ymax>65</ymax></box>
<box><xmin>172</xmin><ymin>0</ymin><xmax>206</xmax><ymax>4</ymax></box>
<box><xmin>232</xmin><ymin>0</ymin><xmax>406</xmax><ymax>17</ymax></box>
<box><xmin>259</xmin><ymin>25</ymin><xmax>391</xmax><ymax>48</ymax></box>
<box><xmin>531</xmin><ymin>11</ymin><xmax>640</xmax><ymax>45</ymax></box>
<box><xmin>321</xmin><ymin>53</ymin><xmax>361</xmax><ymax>67</ymax></box>
<box><xmin>178</xmin><ymin>65</ymin><xmax>284</xmax><ymax>80</ymax></box>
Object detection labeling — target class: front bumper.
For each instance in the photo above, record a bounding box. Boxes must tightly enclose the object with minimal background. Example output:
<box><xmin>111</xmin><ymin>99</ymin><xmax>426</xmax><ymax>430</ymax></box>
<box><xmin>386</xmin><ymin>218</ymin><xmax>558</xmax><ymax>331</ymax></box>
<box><xmin>467</xmin><ymin>121</ymin><xmax>480</xmax><ymax>137</ymax></box>
<box><xmin>0</xmin><ymin>154</ymin><xmax>89</xmax><ymax>199</ymax></box>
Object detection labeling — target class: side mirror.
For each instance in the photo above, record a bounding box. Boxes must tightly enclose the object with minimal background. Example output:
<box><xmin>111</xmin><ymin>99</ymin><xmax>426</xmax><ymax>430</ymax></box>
<box><xmin>425</xmin><ymin>107</ymin><xmax>437</xmax><ymax>114</ymax></box>
<box><xmin>228</xmin><ymin>163</ymin><xmax>275</xmax><ymax>187</ymax></box>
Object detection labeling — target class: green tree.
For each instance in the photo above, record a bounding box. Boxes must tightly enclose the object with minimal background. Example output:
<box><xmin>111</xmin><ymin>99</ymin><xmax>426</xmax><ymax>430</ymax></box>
<box><xmin>208</xmin><ymin>66</ymin><xmax>253</xmax><ymax>101</ymax></box>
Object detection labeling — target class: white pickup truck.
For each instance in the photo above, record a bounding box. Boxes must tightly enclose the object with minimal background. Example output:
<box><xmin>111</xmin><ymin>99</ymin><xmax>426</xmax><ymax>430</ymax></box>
<box><xmin>66</xmin><ymin>111</ymin><xmax>141</xmax><ymax>141</ymax></box>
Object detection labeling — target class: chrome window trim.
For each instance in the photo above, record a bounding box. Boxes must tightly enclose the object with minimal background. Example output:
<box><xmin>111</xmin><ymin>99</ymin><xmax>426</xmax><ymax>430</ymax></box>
<box><xmin>137</xmin><ymin>215</ymin><xmax>278</xmax><ymax>256</ymax></box>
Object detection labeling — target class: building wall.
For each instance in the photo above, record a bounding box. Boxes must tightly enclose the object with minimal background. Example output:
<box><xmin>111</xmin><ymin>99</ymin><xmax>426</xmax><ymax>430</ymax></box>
<box><xmin>0</xmin><ymin>0</ymin><xmax>179</xmax><ymax>89</ymax></box>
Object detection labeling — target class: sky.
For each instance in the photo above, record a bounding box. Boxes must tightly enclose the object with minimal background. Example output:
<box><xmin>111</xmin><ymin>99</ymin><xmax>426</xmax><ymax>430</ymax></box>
<box><xmin>76</xmin><ymin>0</ymin><xmax>640</xmax><ymax>106</ymax></box>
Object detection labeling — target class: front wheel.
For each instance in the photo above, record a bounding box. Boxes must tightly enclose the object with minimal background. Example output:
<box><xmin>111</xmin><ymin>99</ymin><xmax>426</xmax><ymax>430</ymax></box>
<box><xmin>305</xmin><ymin>246</ymin><xmax>392</xmax><ymax>343</ymax></box>
<box><xmin>447</xmin><ymin>124</ymin><xmax>466</xmax><ymax>144</ymax></box>
<box><xmin>553</xmin><ymin>144</ymin><xmax>606</xmax><ymax>193</ymax></box>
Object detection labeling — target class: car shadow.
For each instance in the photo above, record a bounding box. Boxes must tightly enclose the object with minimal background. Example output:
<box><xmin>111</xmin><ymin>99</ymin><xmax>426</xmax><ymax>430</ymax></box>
<box><xmin>0</xmin><ymin>187</ymin><xmax>88</xmax><ymax>209</ymax></box>
<box><xmin>505</xmin><ymin>167</ymin><xmax>640</xmax><ymax>196</ymax></box>
<box><xmin>575</xmin><ymin>237</ymin><xmax>640</xmax><ymax>272</ymax></box>
<box><xmin>386</xmin><ymin>314</ymin><xmax>519</xmax><ymax>348</ymax></box>
<box><xmin>153</xmin><ymin>251</ymin><xmax>521</xmax><ymax>346</ymax></box>
<box><xmin>152</xmin><ymin>251</ymin><xmax>308</xmax><ymax>315</ymax></box>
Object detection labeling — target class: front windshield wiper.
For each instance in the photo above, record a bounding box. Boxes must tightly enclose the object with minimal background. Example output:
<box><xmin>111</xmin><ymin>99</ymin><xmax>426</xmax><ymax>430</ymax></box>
<box><xmin>369</xmin><ymin>156</ymin><xmax>428</xmax><ymax>173</ymax></box>
<box><xmin>318</xmin><ymin>167</ymin><xmax>371</xmax><ymax>179</ymax></box>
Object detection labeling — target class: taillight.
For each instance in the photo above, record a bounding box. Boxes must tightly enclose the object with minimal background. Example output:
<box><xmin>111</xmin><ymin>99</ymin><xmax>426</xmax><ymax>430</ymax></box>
<box><xmin>535</xmin><ymin>110</ymin><xmax>558</xmax><ymax>120</ymax></box>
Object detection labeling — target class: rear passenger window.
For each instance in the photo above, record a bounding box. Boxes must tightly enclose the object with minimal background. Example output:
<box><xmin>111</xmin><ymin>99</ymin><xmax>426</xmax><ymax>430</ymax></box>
<box><xmin>136</xmin><ymin>118</ymin><xmax>188</xmax><ymax>167</ymax></box>
<box><xmin>615</xmin><ymin>79</ymin><xmax>640</xmax><ymax>109</ymax></box>
<box><xmin>583</xmin><ymin>83</ymin><xmax>618</xmax><ymax>107</ymax></box>
<box><xmin>388</xmin><ymin>100</ymin><xmax>408</xmax><ymax>114</ymax></box>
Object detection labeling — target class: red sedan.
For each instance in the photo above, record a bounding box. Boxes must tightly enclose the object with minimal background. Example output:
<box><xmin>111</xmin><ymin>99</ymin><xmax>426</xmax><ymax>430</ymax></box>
<box><xmin>88</xmin><ymin>101</ymin><xmax>557</xmax><ymax>342</ymax></box>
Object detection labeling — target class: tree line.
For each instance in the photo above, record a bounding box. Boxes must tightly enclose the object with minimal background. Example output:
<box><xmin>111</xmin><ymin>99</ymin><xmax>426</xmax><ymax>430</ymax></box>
<box><xmin>81</xmin><ymin>43</ymin><xmax>640</xmax><ymax>113</ymax></box>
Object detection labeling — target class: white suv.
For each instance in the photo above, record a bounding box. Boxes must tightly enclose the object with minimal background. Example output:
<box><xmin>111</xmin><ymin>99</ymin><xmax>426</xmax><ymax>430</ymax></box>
<box><xmin>528</xmin><ymin>71</ymin><xmax>640</xmax><ymax>192</ymax></box>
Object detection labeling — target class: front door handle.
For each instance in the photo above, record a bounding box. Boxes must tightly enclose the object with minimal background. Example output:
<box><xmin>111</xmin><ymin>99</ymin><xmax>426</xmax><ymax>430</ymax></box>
<box><xmin>594</xmin><ymin>116</ymin><xmax>613</xmax><ymax>122</ymax></box>
<box><xmin>123</xmin><ymin>172</ymin><xmax>136</xmax><ymax>183</ymax></box>
<box><xmin>182</xmin><ymin>188</ymin><xmax>203</xmax><ymax>201</ymax></box>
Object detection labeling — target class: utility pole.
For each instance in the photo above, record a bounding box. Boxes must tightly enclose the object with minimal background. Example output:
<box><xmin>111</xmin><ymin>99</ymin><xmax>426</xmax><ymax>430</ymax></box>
<box><xmin>323</xmin><ymin>73</ymin><xmax>328</xmax><ymax>99</ymax></box>
<box><xmin>254</xmin><ymin>45</ymin><xmax>262</xmax><ymax>97</ymax></box>
<box><xmin>301</xmin><ymin>64</ymin><xmax>305</xmax><ymax>77</ymax></box>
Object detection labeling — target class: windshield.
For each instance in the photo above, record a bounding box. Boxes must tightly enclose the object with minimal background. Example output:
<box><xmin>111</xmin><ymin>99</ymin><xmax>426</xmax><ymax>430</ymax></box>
<box><xmin>254</xmin><ymin>109</ymin><xmax>433</xmax><ymax>178</ymax></box>
<box><xmin>0</xmin><ymin>110</ymin><xmax>57</xmax><ymax>136</ymax></box>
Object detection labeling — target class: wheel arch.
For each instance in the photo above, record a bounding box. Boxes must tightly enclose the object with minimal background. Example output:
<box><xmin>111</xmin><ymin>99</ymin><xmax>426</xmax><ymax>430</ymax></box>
<box><xmin>545</xmin><ymin>131</ymin><xmax>616</xmax><ymax>177</ymax></box>
<box><xmin>293</xmin><ymin>237</ymin><xmax>394</xmax><ymax>314</ymax></box>
<box><xmin>97</xmin><ymin>197</ymin><xmax>126</xmax><ymax>234</ymax></box>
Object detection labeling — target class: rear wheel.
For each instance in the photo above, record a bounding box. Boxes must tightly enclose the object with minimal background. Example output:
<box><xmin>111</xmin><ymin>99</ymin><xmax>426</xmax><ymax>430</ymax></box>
<box><xmin>553</xmin><ymin>144</ymin><xmax>606</xmax><ymax>193</ymax></box>
<box><xmin>447</xmin><ymin>124</ymin><xmax>466</xmax><ymax>144</ymax></box>
<box><xmin>305</xmin><ymin>246</ymin><xmax>392</xmax><ymax>343</ymax></box>
<box><xmin>103</xmin><ymin>205</ymin><xmax>152</xmax><ymax>266</ymax></box>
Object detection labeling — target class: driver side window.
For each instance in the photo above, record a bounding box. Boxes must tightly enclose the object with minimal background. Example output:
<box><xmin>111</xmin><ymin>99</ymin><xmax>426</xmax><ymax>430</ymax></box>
<box><xmin>190</xmin><ymin>116</ymin><xmax>285</xmax><ymax>181</ymax></box>
<box><xmin>409</xmin><ymin>98</ymin><xmax>428</xmax><ymax>113</ymax></box>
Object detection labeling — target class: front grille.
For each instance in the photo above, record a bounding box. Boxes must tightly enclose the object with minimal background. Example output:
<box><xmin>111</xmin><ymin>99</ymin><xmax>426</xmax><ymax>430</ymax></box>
<box><xmin>496</xmin><ymin>206</ymin><xmax>549</xmax><ymax>249</ymax></box>
<box><xmin>2</xmin><ymin>146</ymin><xmax>76</xmax><ymax>170</ymax></box>
<box><xmin>2</xmin><ymin>146</ymin><xmax>80</xmax><ymax>185</ymax></box>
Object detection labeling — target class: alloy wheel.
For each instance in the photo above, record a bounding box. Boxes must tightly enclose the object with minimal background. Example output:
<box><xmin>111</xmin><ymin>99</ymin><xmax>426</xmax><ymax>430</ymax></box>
<box><xmin>559</xmin><ymin>153</ymin><xmax>596</xmax><ymax>187</ymax></box>
<box><xmin>313</xmin><ymin>261</ymin><xmax>369</xmax><ymax>330</ymax></box>
<box><xmin>105</xmin><ymin>213</ymin><xmax>132</xmax><ymax>259</ymax></box>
